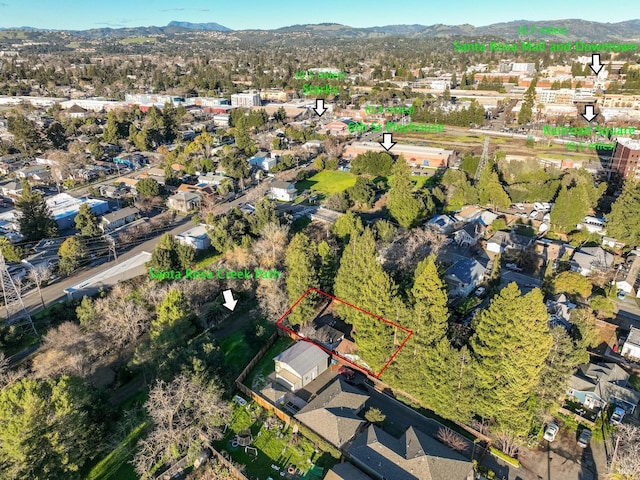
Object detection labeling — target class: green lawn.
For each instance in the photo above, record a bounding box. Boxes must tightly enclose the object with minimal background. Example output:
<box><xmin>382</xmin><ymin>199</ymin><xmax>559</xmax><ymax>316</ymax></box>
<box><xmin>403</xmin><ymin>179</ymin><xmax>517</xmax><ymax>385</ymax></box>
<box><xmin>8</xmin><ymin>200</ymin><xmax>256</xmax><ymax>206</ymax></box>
<box><xmin>243</xmin><ymin>336</ymin><xmax>294</xmax><ymax>391</ymax></box>
<box><xmin>213</xmin><ymin>400</ymin><xmax>337</xmax><ymax>479</ymax></box>
<box><xmin>295</xmin><ymin>171</ymin><xmax>357</xmax><ymax>195</ymax></box>
<box><xmin>220</xmin><ymin>330</ymin><xmax>258</xmax><ymax>377</ymax></box>
<box><xmin>85</xmin><ymin>422</ymin><xmax>147</xmax><ymax>480</ymax></box>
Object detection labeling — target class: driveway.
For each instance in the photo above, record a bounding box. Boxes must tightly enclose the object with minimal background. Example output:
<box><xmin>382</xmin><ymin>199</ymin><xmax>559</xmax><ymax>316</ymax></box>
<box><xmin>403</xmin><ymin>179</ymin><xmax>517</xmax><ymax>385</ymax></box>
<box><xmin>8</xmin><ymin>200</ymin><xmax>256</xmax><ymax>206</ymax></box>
<box><xmin>519</xmin><ymin>427</ymin><xmax>597</xmax><ymax>480</ymax></box>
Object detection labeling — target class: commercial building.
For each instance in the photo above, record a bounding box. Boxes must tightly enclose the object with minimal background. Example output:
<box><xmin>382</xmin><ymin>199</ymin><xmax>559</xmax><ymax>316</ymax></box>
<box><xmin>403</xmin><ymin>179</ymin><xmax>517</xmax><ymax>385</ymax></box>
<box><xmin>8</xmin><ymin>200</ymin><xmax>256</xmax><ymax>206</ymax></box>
<box><xmin>46</xmin><ymin>193</ymin><xmax>109</xmax><ymax>230</ymax></box>
<box><xmin>611</xmin><ymin>137</ymin><xmax>640</xmax><ymax>180</ymax></box>
<box><xmin>343</xmin><ymin>142</ymin><xmax>455</xmax><ymax>169</ymax></box>
<box><xmin>231</xmin><ymin>91</ymin><xmax>262</xmax><ymax>108</ymax></box>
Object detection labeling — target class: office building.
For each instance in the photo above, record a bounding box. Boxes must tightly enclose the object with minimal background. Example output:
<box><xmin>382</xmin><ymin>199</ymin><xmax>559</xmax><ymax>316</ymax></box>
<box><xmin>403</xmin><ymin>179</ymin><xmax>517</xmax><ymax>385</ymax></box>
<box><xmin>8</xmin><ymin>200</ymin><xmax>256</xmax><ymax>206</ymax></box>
<box><xmin>231</xmin><ymin>91</ymin><xmax>262</xmax><ymax>108</ymax></box>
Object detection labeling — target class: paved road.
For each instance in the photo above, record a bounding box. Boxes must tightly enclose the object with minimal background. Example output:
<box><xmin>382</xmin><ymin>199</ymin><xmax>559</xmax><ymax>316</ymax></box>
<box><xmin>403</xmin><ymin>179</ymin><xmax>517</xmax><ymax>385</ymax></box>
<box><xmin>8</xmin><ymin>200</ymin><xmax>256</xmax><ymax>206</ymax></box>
<box><xmin>19</xmin><ymin>217</ymin><xmax>196</xmax><ymax>314</ymax></box>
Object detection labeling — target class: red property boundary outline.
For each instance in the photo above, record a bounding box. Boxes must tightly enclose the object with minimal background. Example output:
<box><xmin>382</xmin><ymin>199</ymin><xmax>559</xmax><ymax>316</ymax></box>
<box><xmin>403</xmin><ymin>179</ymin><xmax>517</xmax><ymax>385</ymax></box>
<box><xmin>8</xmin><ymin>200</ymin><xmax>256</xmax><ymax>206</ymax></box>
<box><xmin>275</xmin><ymin>287</ymin><xmax>413</xmax><ymax>378</ymax></box>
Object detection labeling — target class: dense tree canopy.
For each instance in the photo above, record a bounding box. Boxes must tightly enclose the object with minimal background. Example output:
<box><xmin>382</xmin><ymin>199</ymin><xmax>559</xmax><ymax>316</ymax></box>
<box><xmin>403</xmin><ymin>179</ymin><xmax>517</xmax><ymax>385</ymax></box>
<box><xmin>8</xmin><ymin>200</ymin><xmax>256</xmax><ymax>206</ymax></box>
<box><xmin>0</xmin><ymin>376</ymin><xmax>102</xmax><ymax>480</ymax></box>
<box><xmin>607</xmin><ymin>180</ymin><xmax>640</xmax><ymax>245</ymax></box>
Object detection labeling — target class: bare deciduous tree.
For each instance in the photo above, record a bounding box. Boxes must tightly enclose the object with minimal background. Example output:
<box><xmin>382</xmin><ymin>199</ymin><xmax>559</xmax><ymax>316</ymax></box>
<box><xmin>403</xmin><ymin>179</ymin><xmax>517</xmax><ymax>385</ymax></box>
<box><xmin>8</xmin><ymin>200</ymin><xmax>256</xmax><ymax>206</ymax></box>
<box><xmin>495</xmin><ymin>429</ymin><xmax>520</xmax><ymax>457</ymax></box>
<box><xmin>256</xmin><ymin>277</ymin><xmax>288</xmax><ymax>322</ymax></box>
<box><xmin>436</xmin><ymin>427</ymin><xmax>469</xmax><ymax>453</ymax></box>
<box><xmin>133</xmin><ymin>375</ymin><xmax>230</xmax><ymax>478</ymax></box>
<box><xmin>252</xmin><ymin>222</ymin><xmax>289</xmax><ymax>269</ymax></box>
<box><xmin>379</xmin><ymin>228</ymin><xmax>445</xmax><ymax>275</ymax></box>
<box><xmin>31</xmin><ymin>322</ymin><xmax>105</xmax><ymax>379</ymax></box>
<box><xmin>611</xmin><ymin>423</ymin><xmax>640</xmax><ymax>480</ymax></box>
<box><xmin>0</xmin><ymin>352</ymin><xmax>26</xmax><ymax>390</ymax></box>
<box><xmin>28</xmin><ymin>264</ymin><xmax>52</xmax><ymax>310</ymax></box>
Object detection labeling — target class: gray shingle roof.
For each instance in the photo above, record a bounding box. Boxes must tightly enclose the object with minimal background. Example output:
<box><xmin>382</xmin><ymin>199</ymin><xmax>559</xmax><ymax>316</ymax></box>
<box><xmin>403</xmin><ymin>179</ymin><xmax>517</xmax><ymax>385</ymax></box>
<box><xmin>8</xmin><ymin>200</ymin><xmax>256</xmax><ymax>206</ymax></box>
<box><xmin>295</xmin><ymin>378</ymin><xmax>368</xmax><ymax>448</ymax></box>
<box><xmin>325</xmin><ymin>462</ymin><xmax>373</xmax><ymax>480</ymax></box>
<box><xmin>273</xmin><ymin>341</ymin><xmax>329</xmax><ymax>378</ymax></box>
<box><xmin>348</xmin><ymin>425</ymin><xmax>473</xmax><ymax>480</ymax></box>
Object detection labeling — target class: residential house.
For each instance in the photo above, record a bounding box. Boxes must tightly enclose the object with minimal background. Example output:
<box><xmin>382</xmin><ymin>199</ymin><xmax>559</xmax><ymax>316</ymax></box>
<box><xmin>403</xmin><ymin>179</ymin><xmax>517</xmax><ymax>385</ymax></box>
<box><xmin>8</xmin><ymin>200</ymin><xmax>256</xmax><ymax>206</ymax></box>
<box><xmin>197</xmin><ymin>172</ymin><xmax>227</xmax><ymax>187</ymax></box>
<box><xmin>566</xmin><ymin>362</ymin><xmax>640</xmax><ymax>414</ymax></box>
<box><xmin>616</xmin><ymin>252</ymin><xmax>640</xmax><ymax>296</ymax></box>
<box><xmin>425</xmin><ymin>214</ymin><xmax>457</xmax><ymax>234</ymax></box>
<box><xmin>571</xmin><ymin>246</ymin><xmax>614</xmax><ymax>276</ymax></box>
<box><xmin>445</xmin><ymin>257</ymin><xmax>487</xmax><ymax>298</ymax></box>
<box><xmin>486</xmin><ymin>230</ymin><xmax>534</xmax><ymax>254</ymax></box>
<box><xmin>325</xmin><ymin>463</ymin><xmax>373</xmax><ymax>480</ymax></box>
<box><xmin>294</xmin><ymin>378</ymin><xmax>368</xmax><ymax>448</ymax></box>
<box><xmin>602</xmin><ymin>237</ymin><xmax>626</xmax><ymax>249</ymax></box>
<box><xmin>167</xmin><ymin>191</ymin><xmax>202</xmax><ymax>213</ymax></box>
<box><xmin>454</xmin><ymin>206</ymin><xmax>484</xmax><ymax>223</ymax></box>
<box><xmin>249</xmin><ymin>152</ymin><xmax>278</xmax><ymax>172</ymax></box>
<box><xmin>621</xmin><ymin>327</ymin><xmax>640</xmax><ymax>362</ymax></box>
<box><xmin>175</xmin><ymin>224</ymin><xmax>211</xmax><ymax>251</ymax></box>
<box><xmin>546</xmin><ymin>293</ymin><xmax>576</xmax><ymax>329</ymax></box>
<box><xmin>100</xmin><ymin>207</ymin><xmax>139</xmax><ymax>232</ymax></box>
<box><xmin>306</xmin><ymin>324</ymin><xmax>345</xmax><ymax>351</ymax></box>
<box><xmin>302</xmin><ymin>140</ymin><xmax>324</xmax><ymax>154</ymax></box>
<box><xmin>0</xmin><ymin>153</ymin><xmax>25</xmax><ymax>175</ymax></box>
<box><xmin>0</xmin><ymin>180</ymin><xmax>23</xmax><ymax>198</ymax></box>
<box><xmin>453</xmin><ymin>221</ymin><xmax>485</xmax><ymax>248</ymax></box>
<box><xmin>269</xmin><ymin>181</ymin><xmax>297</xmax><ymax>202</ymax></box>
<box><xmin>273</xmin><ymin>341</ymin><xmax>329</xmax><ymax>392</ymax></box>
<box><xmin>16</xmin><ymin>165</ymin><xmax>51</xmax><ymax>183</ymax></box>
<box><xmin>347</xmin><ymin>425</ymin><xmax>474</xmax><ymax>480</ymax></box>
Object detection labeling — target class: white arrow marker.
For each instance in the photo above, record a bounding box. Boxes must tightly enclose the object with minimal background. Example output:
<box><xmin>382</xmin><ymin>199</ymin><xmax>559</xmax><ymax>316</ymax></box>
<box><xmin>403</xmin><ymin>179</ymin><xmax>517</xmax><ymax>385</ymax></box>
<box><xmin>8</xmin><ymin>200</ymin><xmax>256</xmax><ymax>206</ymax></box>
<box><xmin>222</xmin><ymin>289</ymin><xmax>238</xmax><ymax>311</ymax></box>
<box><xmin>581</xmin><ymin>105</ymin><xmax>597</xmax><ymax>123</ymax></box>
<box><xmin>379</xmin><ymin>132</ymin><xmax>396</xmax><ymax>152</ymax></box>
<box><xmin>313</xmin><ymin>99</ymin><xmax>327</xmax><ymax>117</ymax></box>
<box><xmin>589</xmin><ymin>53</ymin><xmax>603</xmax><ymax>75</ymax></box>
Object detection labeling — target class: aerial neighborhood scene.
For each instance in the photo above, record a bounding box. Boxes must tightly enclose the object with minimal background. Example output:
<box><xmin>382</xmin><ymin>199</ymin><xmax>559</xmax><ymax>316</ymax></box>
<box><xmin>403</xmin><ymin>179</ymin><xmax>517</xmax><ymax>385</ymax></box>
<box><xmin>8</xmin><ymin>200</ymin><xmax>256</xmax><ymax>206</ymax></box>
<box><xmin>2</xmin><ymin>1</ymin><xmax>640</xmax><ymax>479</ymax></box>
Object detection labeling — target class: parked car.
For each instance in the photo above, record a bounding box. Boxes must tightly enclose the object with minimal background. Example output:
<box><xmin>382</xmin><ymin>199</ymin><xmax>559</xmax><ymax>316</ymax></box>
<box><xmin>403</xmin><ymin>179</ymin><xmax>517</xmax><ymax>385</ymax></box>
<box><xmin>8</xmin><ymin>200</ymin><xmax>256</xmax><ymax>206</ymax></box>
<box><xmin>505</xmin><ymin>263</ymin><xmax>523</xmax><ymax>272</ymax></box>
<box><xmin>618</xmin><ymin>290</ymin><xmax>627</xmax><ymax>300</ymax></box>
<box><xmin>474</xmin><ymin>287</ymin><xmax>486</xmax><ymax>297</ymax></box>
<box><xmin>577</xmin><ymin>428</ymin><xmax>592</xmax><ymax>448</ymax></box>
<box><xmin>543</xmin><ymin>423</ymin><xmax>559</xmax><ymax>442</ymax></box>
<box><xmin>529</xmin><ymin>210</ymin><xmax>539</xmax><ymax>219</ymax></box>
<box><xmin>338</xmin><ymin>366</ymin><xmax>356</xmax><ymax>380</ymax></box>
<box><xmin>610</xmin><ymin>406</ymin><xmax>625</xmax><ymax>425</ymax></box>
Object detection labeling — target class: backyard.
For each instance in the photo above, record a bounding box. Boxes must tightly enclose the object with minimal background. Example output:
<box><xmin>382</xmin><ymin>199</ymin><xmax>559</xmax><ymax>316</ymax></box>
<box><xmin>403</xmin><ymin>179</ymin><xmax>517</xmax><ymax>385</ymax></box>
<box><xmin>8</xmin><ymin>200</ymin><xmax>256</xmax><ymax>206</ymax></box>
<box><xmin>213</xmin><ymin>398</ymin><xmax>338</xmax><ymax>480</ymax></box>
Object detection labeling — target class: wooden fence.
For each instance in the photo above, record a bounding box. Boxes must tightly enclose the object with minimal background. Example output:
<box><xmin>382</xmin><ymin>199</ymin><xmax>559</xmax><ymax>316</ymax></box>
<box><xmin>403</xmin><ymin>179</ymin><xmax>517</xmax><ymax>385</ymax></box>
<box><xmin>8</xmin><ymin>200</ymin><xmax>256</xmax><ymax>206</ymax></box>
<box><xmin>235</xmin><ymin>331</ymin><xmax>279</xmax><ymax>385</ymax></box>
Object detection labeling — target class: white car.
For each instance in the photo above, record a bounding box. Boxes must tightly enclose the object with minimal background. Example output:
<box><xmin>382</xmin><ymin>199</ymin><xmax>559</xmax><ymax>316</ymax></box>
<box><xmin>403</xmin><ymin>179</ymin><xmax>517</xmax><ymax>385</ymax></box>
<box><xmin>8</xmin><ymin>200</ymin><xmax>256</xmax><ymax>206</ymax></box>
<box><xmin>610</xmin><ymin>406</ymin><xmax>625</xmax><ymax>425</ymax></box>
<box><xmin>474</xmin><ymin>287</ymin><xmax>486</xmax><ymax>296</ymax></box>
<box><xmin>529</xmin><ymin>210</ymin><xmax>539</xmax><ymax>219</ymax></box>
<box><xmin>505</xmin><ymin>263</ymin><xmax>523</xmax><ymax>272</ymax></box>
<box><xmin>543</xmin><ymin>423</ymin><xmax>559</xmax><ymax>442</ymax></box>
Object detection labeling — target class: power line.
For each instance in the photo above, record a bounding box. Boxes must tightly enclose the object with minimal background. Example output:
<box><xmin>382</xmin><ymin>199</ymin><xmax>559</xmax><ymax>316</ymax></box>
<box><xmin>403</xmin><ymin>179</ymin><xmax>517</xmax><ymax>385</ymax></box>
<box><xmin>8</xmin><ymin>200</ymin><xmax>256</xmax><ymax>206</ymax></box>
<box><xmin>0</xmin><ymin>250</ymin><xmax>37</xmax><ymax>336</ymax></box>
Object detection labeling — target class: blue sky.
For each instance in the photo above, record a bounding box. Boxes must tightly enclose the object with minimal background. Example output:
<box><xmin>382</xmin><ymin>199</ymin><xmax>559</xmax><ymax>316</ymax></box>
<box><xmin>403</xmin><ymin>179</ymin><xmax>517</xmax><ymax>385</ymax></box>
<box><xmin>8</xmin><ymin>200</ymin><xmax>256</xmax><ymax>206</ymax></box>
<box><xmin>0</xmin><ymin>0</ymin><xmax>637</xmax><ymax>31</ymax></box>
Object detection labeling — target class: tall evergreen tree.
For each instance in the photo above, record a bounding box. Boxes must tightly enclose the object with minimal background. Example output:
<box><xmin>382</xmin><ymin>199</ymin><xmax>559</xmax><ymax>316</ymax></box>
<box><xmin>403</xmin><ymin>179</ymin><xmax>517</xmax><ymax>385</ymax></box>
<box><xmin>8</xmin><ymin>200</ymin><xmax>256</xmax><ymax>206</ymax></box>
<box><xmin>15</xmin><ymin>181</ymin><xmax>58</xmax><ymax>241</ymax></box>
<box><xmin>410</xmin><ymin>255</ymin><xmax>449</xmax><ymax>351</ymax></box>
<box><xmin>606</xmin><ymin>180</ymin><xmax>640</xmax><ymax>246</ymax></box>
<box><xmin>0</xmin><ymin>377</ymin><xmax>101</xmax><ymax>480</ymax></box>
<box><xmin>149</xmin><ymin>233</ymin><xmax>182</xmax><ymax>272</ymax></box>
<box><xmin>477</xmin><ymin>163</ymin><xmax>510</xmax><ymax>210</ymax></box>
<box><xmin>284</xmin><ymin>233</ymin><xmax>319</xmax><ymax>326</ymax></box>
<box><xmin>387</xmin><ymin>159</ymin><xmax>424</xmax><ymax>228</ymax></box>
<box><xmin>151</xmin><ymin>289</ymin><xmax>195</xmax><ymax>351</ymax></box>
<box><xmin>334</xmin><ymin>228</ymin><xmax>398</xmax><ymax>371</ymax></box>
<box><xmin>317</xmin><ymin>240</ymin><xmax>337</xmax><ymax>294</ymax></box>
<box><xmin>74</xmin><ymin>203</ymin><xmax>101</xmax><ymax>237</ymax></box>
<box><xmin>470</xmin><ymin>283</ymin><xmax>552</xmax><ymax>435</ymax></box>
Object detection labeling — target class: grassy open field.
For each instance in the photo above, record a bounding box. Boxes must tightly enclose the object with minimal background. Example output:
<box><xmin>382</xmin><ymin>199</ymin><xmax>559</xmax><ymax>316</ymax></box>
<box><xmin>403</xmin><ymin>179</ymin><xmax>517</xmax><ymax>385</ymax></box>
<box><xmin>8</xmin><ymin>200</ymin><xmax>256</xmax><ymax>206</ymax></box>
<box><xmin>295</xmin><ymin>170</ymin><xmax>357</xmax><ymax>195</ymax></box>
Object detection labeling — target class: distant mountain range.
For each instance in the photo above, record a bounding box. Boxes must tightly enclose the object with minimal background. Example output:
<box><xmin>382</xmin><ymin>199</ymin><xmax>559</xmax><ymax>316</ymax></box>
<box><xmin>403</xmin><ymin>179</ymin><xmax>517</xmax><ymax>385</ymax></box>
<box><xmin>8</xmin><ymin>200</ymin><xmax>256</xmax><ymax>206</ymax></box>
<box><xmin>1</xmin><ymin>19</ymin><xmax>640</xmax><ymax>41</ymax></box>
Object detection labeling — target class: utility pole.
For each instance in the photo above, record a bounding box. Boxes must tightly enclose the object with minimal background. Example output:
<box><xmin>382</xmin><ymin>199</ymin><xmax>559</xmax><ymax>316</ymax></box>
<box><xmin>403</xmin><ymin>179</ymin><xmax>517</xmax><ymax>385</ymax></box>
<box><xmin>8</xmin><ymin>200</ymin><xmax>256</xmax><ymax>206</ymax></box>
<box><xmin>0</xmin><ymin>251</ymin><xmax>37</xmax><ymax>337</ymax></box>
<box><xmin>474</xmin><ymin>137</ymin><xmax>490</xmax><ymax>183</ymax></box>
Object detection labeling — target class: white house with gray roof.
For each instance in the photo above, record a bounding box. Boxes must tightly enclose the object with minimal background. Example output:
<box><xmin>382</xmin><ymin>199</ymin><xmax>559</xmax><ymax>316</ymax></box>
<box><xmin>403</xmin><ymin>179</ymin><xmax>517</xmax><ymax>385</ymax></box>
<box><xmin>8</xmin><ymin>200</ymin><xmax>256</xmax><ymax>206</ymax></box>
<box><xmin>273</xmin><ymin>341</ymin><xmax>329</xmax><ymax>391</ymax></box>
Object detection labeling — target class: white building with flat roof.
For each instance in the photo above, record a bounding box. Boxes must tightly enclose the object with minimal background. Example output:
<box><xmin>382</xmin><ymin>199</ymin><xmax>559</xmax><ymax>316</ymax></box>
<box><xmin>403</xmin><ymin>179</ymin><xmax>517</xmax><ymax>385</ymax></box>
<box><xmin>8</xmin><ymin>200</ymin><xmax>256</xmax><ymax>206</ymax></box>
<box><xmin>231</xmin><ymin>91</ymin><xmax>261</xmax><ymax>108</ymax></box>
